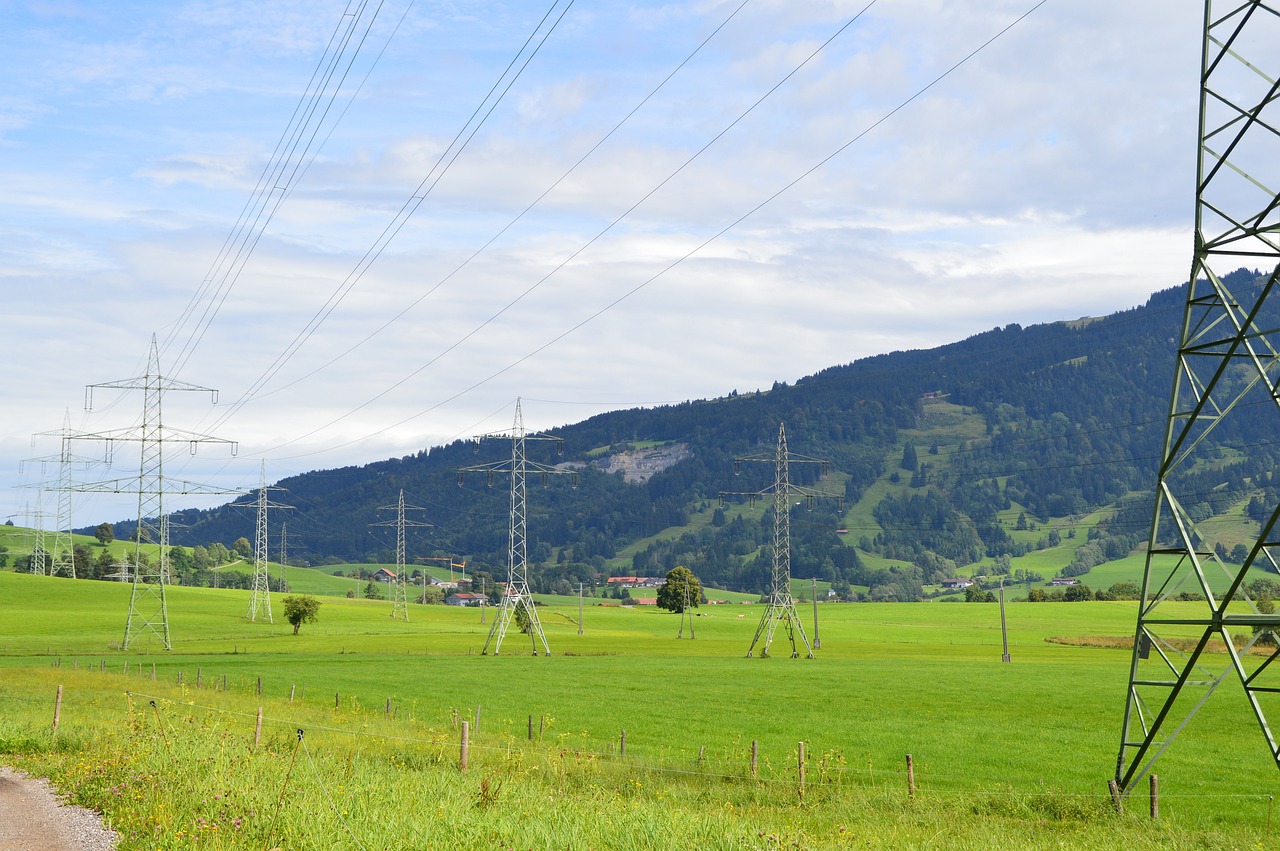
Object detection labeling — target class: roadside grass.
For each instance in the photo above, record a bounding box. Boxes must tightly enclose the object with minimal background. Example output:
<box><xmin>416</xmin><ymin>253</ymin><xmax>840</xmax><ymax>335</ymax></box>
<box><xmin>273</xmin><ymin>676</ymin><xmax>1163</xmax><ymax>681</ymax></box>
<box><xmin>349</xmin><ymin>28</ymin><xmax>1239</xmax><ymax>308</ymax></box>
<box><xmin>4</xmin><ymin>663</ymin><xmax>1236</xmax><ymax>850</ymax></box>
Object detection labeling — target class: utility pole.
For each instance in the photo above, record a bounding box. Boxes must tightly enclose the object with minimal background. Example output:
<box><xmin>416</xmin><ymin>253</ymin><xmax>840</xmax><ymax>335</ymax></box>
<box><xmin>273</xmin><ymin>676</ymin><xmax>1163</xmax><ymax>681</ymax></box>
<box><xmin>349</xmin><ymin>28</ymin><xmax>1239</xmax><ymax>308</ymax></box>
<box><xmin>812</xmin><ymin>577</ymin><xmax>821</xmax><ymax>650</ymax></box>
<box><xmin>578</xmin><ymin>582</ymin><xmax>584</xmax><ymax>635</ymax></box>
<box><xmin>999</xmin><ymin>579</ymin><xmax>1010</xmax><ymax>663</ymax></box>
<box><xmin>76</xmin><ymin>336</ymin><xmax>238</xmax><ymax>650</ymax></box>
<box><xmin>1114</xmin><ymin>0</ymin><xmax>1280</xmax><ymax>795</ymax></box>
<box><xmin>243</xmin><ymin>463</ymin><xmax>293</xmax><ymax>624</ymax></box>
<box><xmin>371</xmin><ymin>490</ymin><xmax>431</xmax><ymax>622</ymax></box>
<box><xmin>722</xmin><ymin>423</ymin><xmax>842</xmax><ymax>659</ymax></box>
<box><xmin>459</xmin><ymin>398</ymin><xmax>577</xmax><ymax>656</ymax></box>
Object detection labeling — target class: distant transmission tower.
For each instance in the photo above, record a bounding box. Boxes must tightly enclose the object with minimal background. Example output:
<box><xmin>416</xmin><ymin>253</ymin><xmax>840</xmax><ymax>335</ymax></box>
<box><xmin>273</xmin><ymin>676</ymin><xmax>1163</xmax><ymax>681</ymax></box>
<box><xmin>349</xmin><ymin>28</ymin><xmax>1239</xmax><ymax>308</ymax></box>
<box><xmin>27</xmin><ymin>496</ymin><xmax>47</xmax><ymax>576</ymax></box>
<box><xmin>371</xmin><ymin>490</ymin><xmax>431</xmax><ymax>622</ymax></box>
<box><xmin>1114</xmin><ymin>1</ymin><xmax>1280</xmax><ymax>794</ymax></box>
<box><xmin>459</xmin><ymin>398</ymin><xmax>577</xmax><ymax>656</ymax></box>
<box><xmin>279</xmin><ymin>523</ymin><xmax>290</xmax><ymax>589</ymax></box>
<box><xmin>245</xmin><ymin>464</ymin><xmax>293</xmax><ymax>624</ymax></box>
<box><xmin>21</xmin><ymin>412</ymin><xmax>100</xmax><ymax>578</ymax></box>
<box><xmin>722</xmin><ymin>423</ymin><xmax>841</xmax><ymax>659</ymax></box>
<box><xmin>77</xmin><ymin>336</ymin><xmax>238</xmax><ymax>650</ymax></box>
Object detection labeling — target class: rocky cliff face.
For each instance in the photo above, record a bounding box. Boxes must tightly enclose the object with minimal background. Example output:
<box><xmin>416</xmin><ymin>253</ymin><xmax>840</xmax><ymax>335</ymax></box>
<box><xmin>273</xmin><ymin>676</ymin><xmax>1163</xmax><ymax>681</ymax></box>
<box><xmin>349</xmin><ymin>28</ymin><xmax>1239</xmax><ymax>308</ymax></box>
<box><xmin>592</xmin><ymin>443</ymin><xmax>692</xmax><ymax>483</ymax></box>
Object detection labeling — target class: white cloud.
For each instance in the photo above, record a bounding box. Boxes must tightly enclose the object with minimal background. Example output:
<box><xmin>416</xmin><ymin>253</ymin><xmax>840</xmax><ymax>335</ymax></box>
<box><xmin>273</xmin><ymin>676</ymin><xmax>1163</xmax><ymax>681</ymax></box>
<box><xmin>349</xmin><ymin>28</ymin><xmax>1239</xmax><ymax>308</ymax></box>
<box><xmin>0</xmin><ymin>0</ymin><xmax>1224</xmax><ymax>525</ymax></box>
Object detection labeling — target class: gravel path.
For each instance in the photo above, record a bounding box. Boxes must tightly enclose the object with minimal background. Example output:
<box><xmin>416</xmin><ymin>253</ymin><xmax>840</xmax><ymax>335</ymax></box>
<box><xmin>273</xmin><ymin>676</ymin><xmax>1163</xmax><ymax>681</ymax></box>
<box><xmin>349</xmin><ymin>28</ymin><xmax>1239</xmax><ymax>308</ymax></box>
<box><xmin>0</xmin><ymin>767</ymin><xmax>118</xmax><ymax>851</ymax></box>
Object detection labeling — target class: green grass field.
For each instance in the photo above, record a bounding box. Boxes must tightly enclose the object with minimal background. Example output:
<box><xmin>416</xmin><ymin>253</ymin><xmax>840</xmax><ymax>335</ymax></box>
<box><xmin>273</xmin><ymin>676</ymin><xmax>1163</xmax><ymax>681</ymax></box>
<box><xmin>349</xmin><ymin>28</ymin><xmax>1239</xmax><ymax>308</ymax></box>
<box><xmin>1</xmin><ymin>570</ymin><xmax>1278</xmax><ymax>849</ymax></box>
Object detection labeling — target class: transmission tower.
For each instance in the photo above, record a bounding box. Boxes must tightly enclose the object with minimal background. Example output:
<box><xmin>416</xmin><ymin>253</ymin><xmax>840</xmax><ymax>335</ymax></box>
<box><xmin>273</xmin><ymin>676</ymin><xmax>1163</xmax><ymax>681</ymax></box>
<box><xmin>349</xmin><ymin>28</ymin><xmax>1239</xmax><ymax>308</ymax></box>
<box><xmin>27</xmin><ymin>497</ymin><xmax>47</xmax><ymax>576</ymax></box>
<box><xmin>459</xmin><ymin>398</ymin><xmax>577</xmax><ymax>656</ymax></box>
<box><xmin>722</xmin><ymin>423</ymin><xmax>841</xmax><ymax>659</ymax></box>
<box><xmin>371</xmin><ymin>490</ymin><xmax>431</xmax><ymax>622</ymax></box>
<box><xmin>75</xmin><ymin>335</ymin><xmax>239</xmax><ymax>650</ymax></box>
<box><xmin>20</xmin><ymin>412</ymin><xmax>102</xmax><ymax>578</ymax></box>
<box><xmin>1114</xmin><ymin>1</ymin><xmax>1280</xmax><ymax>794</ymax></box>
<box><xmin>244</xmin><ymin>464</ymin><xmax>293</xmax><ymax>623</ymax></box>
<box><xmin>279</xmin><ymin>523</ymin><xmax>290</xmax><ymax>589</ymax></box>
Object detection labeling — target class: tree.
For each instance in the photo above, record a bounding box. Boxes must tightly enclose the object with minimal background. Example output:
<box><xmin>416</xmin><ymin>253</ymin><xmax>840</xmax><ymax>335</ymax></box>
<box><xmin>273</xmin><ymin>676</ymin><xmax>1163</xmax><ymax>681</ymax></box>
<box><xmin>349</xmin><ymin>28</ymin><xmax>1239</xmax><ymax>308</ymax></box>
<box><xmin>232</xmin><ymin>537</ymin><xmax>252</xmax><ymax>559</ymax></box>
<box><xmin>901</xmin><ymin>442</ymin><xmax>918</xmax><ymax>472</ymax></box>
<box><xmin>94</xmin><ymin>522</ymin><xmax>115</xmax><ymax>546</ymax></box>
<box><xmin>418</xmin><ymin>586</ymin><xmax>444</xmax><ymax>605</ymax></box>
<box><xmin>964</xmin><ymin>585</ymin><xmax>996</xmax><ymax>603</ymax></box>
<box><xmin>364</xmin><ymin>581</ymin><xmax>383</xmax><ymax>600</ymax></box>
<box><xmin>657</xmin><ymin>566</ymin><xmax>701</xmax><ymax>614</ymax></box>
<box><xmin>282</xmin><ymin>595</ymin><xmax>321</xmax><ymax>635</ymax></box>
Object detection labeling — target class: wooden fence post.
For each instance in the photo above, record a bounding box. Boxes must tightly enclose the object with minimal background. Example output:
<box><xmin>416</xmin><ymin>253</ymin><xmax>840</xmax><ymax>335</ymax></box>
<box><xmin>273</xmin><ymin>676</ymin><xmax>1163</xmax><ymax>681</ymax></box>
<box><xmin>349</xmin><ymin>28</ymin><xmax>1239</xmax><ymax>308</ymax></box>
<box><xmin>1108</xmin><ymin>779</ymin><xmax>1124</xmax><ymax>814</ymax></box>
<box><xmin>385</xmin><ymin>697</ymin><xmax>391</xmax><ymax>716</ymax></box>
<box><xmin>475</xmin><ymin>704</ymin><xmax>481</xmax><ymax>735</ymax></box>
<box><xmin>257</xmin><ymin>677</ymin><xmax>262</xmax><ymax>696</ymax></box>
<box><xmin>335</xmin><ymin>692</ymin><xmax>340</xmax><ymax>709</ymax></box>
<box><xmin>460</xmin><ymin>721</ymin><xmax>470</xmax><ymax>771</ymax></box>
<box><xmin>906</xmin><ymin>753</ymin><xmax>916</xmax><ymax>798</ymax></box>
<box><xmin>620</xmin><ymin>729</ymin><xmax>626</xmax><ymax>756</ymax></box>
<box><xmin>528</xmin><ymin>715</ymin><xmax>534</xmax><ymax>741</ymax></box>
<box><xmin>698</xmin><ymin>746</ymin><xmax>705</xmax><ymax>767</ymax></box>
<box><xmin>255</xmin><ymin>707</ymin><xmax>263</xmax><ymax>748</ymax></box>
<box><xmin>751</xmin><ymin>740</ymin><xmax>758</xmax><ymax>777</ymax></box>
<box><xmin>1149</xmin><ymin>774</ymin><xmax>1159</xmax><ymax>820</ymax></box>
<box><xmin>197</xmin><ymin>667</ymin><xmax>202</xmax><ymax>688</ymax></box>
<box><xmin>289</xmin><ymin>684</ymin><xmax>296</xmax><ymax>702</ymax></box>
<box><xmin>151</xmin><ymin>663</ymin><xmax>156</xmax><ymax>681</ymax></box>
<box><xmin>52</xmin><ymin>685</ymin><xmax>63</xmax><ymax>731</ymax></box>
<box><xmin>798</xmin><ymin>741</ymin><xmax>806</xmax><ymax>800</ymax></box>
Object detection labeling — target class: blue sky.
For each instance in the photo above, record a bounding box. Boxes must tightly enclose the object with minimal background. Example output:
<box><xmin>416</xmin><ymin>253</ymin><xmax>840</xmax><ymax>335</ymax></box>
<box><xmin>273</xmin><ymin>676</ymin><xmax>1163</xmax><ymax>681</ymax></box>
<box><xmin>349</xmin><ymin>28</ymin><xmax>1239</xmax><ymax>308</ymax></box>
<box><xmin>2</xmin><ymin>0</ymin><xmax>1203</xmax><ymax>525</ymax></box>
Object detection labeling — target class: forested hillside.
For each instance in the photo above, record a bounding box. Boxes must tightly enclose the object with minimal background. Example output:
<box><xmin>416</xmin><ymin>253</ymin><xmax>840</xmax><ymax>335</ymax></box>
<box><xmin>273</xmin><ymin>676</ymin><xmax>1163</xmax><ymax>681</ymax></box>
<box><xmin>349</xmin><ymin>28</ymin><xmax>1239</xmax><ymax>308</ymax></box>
<box><xmin>84</xmin><ymin>269</ymin><xmax>1280</xmax><ymax>598</ymax></box>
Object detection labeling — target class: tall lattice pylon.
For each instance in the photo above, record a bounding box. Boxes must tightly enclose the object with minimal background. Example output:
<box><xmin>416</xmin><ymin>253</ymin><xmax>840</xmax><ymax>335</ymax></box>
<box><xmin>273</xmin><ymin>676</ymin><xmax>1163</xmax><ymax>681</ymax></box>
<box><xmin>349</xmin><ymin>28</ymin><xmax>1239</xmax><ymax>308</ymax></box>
<box><xmin>722</xmin><ymin>423</ymin><xmax>841</xmax><ymax>659</ymax></box>
<box><xmin>460</xmin><ymin>398</ymin><xmax>577</xmax><ymax>656</ymax></box>
<box><xmin>371</xmin><ymin>490</ymin><xmax>431</xmax><ymax>622</ymax></box>
<box><xmin>21</xmin><ymin>411</ymin><xmax>101</xmax><ymax>578</ymax></box>
<box><xmin>27</xmin><ymin>496</ymin><xmax>47</xmax><ymax>576</ymax></box>
<box><xmin>279</xmin><ymin>523</ymin><xmax>290</xmax><ymax>590</ymax></box>
<box><xmin>77</xmin><ymin>335</ymin><xmax>239</xmax><ymax>650</ymax></box>
<box><xmin>1114</xmin><ymin>2</ymin><xmax>1280</xmax><ymax>795</ymax></box>
<box><xmin>246</xmin><ymin>464</ymin><xmax>293</xmax><ymax>623</ymax></box>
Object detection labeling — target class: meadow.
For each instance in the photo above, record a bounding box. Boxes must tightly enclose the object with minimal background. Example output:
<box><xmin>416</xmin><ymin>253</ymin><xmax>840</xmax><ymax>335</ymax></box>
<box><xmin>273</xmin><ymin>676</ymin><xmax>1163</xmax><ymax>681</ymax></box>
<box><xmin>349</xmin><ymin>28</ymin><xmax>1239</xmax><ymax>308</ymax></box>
<box><xmin>1</xmin><ymin>570</ymin><xmax>1277</xmax><ymax>849</ymax></box>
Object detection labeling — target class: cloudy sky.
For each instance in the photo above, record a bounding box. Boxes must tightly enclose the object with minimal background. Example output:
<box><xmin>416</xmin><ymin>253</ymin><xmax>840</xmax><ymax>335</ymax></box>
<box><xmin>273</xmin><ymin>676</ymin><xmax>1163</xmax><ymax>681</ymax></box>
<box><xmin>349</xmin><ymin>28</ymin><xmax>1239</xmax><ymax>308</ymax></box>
<box><xmin>2</xmin><ymin>0</ymin><xmax>1204</xmax><ymax>525</ymax></box>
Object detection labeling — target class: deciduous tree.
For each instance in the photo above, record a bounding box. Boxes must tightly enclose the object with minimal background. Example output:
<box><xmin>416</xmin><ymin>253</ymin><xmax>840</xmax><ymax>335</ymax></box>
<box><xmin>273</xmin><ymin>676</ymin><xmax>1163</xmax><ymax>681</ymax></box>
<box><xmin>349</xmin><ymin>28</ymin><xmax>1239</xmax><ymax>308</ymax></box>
<box><xmin>657</xmin><ymin>566</ymin><xmax>701</xmax><ymax>614</ymax></box>
<box><xmin>282</xmin><ymin>595</ymin><xmax>321</xmax><ymax>635</ymax></box>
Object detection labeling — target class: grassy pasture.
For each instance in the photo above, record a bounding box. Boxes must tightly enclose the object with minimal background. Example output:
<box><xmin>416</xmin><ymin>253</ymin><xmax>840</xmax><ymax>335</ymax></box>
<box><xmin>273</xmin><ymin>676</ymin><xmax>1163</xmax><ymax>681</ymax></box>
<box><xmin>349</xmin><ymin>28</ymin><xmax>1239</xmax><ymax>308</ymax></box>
<box><xmin>1</xmin><ymin>570</ymin><xmax>1277</xmax><ymax>848</ymax></box>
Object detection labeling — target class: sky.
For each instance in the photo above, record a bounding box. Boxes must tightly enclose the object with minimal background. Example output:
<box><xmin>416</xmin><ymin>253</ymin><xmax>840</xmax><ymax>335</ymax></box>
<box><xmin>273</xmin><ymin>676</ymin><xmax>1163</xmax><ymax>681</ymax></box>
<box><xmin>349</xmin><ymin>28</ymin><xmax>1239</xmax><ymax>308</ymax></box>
<box><xmin>1</xmin><ymin>0</ymin><xmax>1206</xmax><ymax>526</ymax></box>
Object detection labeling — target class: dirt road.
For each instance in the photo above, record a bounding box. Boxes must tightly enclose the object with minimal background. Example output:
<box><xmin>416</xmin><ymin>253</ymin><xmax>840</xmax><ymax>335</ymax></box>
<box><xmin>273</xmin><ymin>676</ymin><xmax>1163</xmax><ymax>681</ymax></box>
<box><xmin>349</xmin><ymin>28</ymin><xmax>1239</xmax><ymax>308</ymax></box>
<box><xmin>0</xmin><ymin>767</ymin><xmax>117</xmax><ymax>851</ymax></box>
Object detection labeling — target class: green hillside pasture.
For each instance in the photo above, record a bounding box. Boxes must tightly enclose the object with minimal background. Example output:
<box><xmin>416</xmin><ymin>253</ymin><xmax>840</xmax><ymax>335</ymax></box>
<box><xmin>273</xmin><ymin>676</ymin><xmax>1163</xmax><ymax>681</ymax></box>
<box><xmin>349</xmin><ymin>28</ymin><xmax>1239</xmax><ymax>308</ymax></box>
<box><xmin>280</xmin><ymin>566</ymin><xmax>366</xmax><ymax>597</ymax></box>
<box><xmin>1076</xmin><ymin>553</ymin><xmax>1279</xmax><ymax>596</ymax></box>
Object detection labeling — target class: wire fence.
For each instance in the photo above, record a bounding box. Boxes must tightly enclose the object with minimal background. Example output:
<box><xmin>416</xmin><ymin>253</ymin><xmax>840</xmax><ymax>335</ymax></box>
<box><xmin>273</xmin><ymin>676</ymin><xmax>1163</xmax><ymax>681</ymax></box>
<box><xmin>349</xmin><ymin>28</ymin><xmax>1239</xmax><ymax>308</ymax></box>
<box><xmin>8</xmin><ymin>660</ymin><xmax>1280</xmax><ymax>831</ymax></box>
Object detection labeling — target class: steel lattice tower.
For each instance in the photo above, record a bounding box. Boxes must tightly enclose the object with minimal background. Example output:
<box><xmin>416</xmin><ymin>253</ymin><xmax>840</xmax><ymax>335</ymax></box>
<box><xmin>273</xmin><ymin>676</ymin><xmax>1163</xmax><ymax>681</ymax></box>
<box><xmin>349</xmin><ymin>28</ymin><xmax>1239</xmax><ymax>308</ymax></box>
<box><xmin>246</xmin><ymin>463</ymin><xmax>293</xmax><ymax>623</ymax></box>
<box><xmin>22</xmin><ymin>412</ymin><xmax>99</xmax><ymax>578</ymax></box>
<box><xmin>460</xmin><ymin>399</ymin><xmax>576</xmax><ymax>656</ymax></box>
<box><xmin>1114</xmin><ymin>1</ymin><xmax>1280</xmax><ymax>794</ymax></box>
<box><xmin>371</xmin><ymin>490</ymin><xmax>431</xmax><ymax>622</ymax></box>
<box><xmin>279</xmin><ymin>523</ymin><xmax>289</xmax><ymax>589</ymax></box>
<box><xmin>78</xmin><ymin>336</ymin><xmax>238</xmax><ymax>650</ymax></box>
<box><xmin>48</xmin><ymin>413</ymin><xmax>77</xmax><ymax>578</ymax></box>
<box><xmin>29</xmin><ymin>496</ymin><xmax>47</xmax><ymax>576</ymax></box>
<box><xmin>722</xmin><ymin>423</ymin><xmax>841</xmax><ymax>658</ymax></box>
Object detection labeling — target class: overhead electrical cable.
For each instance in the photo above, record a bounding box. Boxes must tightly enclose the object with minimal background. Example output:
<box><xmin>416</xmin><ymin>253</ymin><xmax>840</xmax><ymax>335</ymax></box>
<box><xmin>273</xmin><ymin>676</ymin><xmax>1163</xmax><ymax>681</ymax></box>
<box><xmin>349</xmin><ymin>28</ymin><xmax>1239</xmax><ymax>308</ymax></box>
<box><xmin>263</xmin><ymin>0</ymin><xmax>1049</xmax><ymax>461</ymax></box>
<box><xmin>162</xmin><ymin>0</ymin><xmax>388</xmax><ymax>374</ymax></box>
<box><xmin>238</xmin><ymin>0</ymin><xmax>756</xmax><ymax>405</ymax></box>
<box><xmin>255</xmin><ymin>0</ymin><xmax>879</xmax><ymax>456</ymax></box>
<box><xmin>203</xmin><ymin>0</ymin><xmax>578</xmax><ymax>434</ymax></box>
